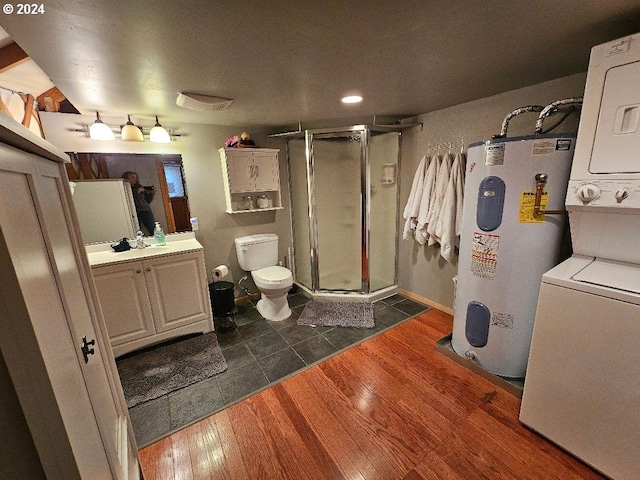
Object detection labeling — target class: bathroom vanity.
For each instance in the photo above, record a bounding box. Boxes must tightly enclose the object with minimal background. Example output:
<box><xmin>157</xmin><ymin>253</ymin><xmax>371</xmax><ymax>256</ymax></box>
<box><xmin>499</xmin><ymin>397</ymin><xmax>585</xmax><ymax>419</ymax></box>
<box><xmin>87</xmin><ymin>232</ymin><xmax>213</xmax><ymax>356</ymax></box>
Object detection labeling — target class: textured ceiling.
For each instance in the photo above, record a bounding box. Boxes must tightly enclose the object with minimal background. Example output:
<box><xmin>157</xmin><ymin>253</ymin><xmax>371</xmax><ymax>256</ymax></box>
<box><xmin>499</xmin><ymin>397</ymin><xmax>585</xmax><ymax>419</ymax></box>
<box><xmin>2</xmin><ymin>1</ymin><xmax>640</xmax><ymax>132</ymax></box>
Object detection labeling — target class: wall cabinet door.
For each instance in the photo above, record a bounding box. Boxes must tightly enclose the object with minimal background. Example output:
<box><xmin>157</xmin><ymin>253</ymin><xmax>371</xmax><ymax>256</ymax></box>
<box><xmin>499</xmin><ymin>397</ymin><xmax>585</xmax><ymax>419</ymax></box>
<box><xmin>144</xmin><ymin>252</ymin><xmax>210</xmax><ymax>334</ymax></box>
<box><xmin>226</xmin><ymin>150</ymin><xmax>255</xmax><ymax>193</ymax></box>
<box><xmin>0</xmin><ymin>139</ymin><xmax>138</xmax><ymax>479</ymax></box>
<box><xmin>253</xmin><ymin>151</ymin><xmax>280</xmax><ymax>191</ymax></box>
<box><xmin>92</xmin><ymin>261</ymin><xmax>155</xmax><ymax>346</ymax></box>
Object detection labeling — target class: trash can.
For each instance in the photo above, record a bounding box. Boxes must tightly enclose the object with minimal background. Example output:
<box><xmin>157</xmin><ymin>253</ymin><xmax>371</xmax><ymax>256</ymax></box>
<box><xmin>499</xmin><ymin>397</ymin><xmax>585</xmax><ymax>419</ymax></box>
<box><xmin>208</xmin><ymin>281</ymin><xmax>237</xmax><ymax>332</ymax></box>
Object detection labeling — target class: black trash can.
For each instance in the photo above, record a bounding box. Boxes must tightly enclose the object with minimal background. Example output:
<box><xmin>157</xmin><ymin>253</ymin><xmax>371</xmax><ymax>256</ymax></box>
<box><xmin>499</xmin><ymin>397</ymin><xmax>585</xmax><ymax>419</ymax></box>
<box><xmin>209</xmin><ymin>281</ymin><xmax>237</xmax><ymax>332</ymax></box>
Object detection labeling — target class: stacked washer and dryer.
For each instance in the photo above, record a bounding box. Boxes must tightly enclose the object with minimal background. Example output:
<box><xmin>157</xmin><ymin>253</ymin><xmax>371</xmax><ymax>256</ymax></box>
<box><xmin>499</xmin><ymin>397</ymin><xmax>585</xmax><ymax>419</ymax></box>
<box><xmin>519</xmin><ymin>34</ymin><xmax>640</xmax><ymax>479</ymax></box>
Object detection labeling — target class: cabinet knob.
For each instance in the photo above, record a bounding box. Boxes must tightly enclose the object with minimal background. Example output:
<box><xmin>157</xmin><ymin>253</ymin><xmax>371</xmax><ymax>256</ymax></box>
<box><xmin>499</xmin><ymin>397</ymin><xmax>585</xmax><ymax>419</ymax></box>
<box><xmin>146</xmin><ymin>267</ymin><xmax>151</xmax><ymax>272</ymax></box>
<box><xmin>136</xmin><ymin>269</ymin><xmax>142</xmax><ymax>273</ymax></box>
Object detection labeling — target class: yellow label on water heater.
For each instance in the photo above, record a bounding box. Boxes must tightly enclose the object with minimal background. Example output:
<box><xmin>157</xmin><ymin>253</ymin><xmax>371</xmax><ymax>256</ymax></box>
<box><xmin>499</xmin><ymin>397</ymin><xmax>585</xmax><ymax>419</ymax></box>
<box><xmin>519</xmin><ymin>191</ymin><xmax>548</xmax><ymax>223</ymax></box>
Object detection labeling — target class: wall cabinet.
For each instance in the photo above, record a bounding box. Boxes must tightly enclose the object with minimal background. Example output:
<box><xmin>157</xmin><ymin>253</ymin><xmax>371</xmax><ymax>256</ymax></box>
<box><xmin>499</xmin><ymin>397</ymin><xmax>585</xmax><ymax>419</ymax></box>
<box><xmin>219</xmin><ymin>147</ymin><xmax>283</xmax><ymax>213</ymax></box>
<box><xmin>0</xmin><ymin>116</ymin><xmax>139</xmax><ymax>478</ymax></box>
<box><xmin>92</xmin><ymin>249</ymin><xmax>213</xmax><ymax>356</ymax></box>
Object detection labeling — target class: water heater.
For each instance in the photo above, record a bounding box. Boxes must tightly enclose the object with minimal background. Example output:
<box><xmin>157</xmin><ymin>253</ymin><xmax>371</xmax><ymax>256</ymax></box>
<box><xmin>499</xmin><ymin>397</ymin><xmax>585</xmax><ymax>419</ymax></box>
<box><xmin>452</xmin><ymin>134</ymin><xmax>575</xmax><ymax>378</ymax></box>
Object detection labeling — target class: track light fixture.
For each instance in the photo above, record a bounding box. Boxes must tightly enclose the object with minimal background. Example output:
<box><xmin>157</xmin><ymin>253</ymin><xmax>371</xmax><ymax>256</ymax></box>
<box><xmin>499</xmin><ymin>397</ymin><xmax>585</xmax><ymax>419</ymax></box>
<box><xmin>89</xmin><ymin>112</ymin><xmax>115</xmax><ymax>140</ymax></box>
<box><xmin>120</xmin><ymin>114</ymin><xmax>144</xmax><ymax>142</ymax></box>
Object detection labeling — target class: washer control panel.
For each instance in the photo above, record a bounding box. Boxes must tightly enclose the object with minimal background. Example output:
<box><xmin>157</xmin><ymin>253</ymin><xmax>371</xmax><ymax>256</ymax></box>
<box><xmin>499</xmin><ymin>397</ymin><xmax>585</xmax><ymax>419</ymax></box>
<box><xmin>566</xmin><ymin>179</ymin><xmax>640</xmax><ymax>210</ymax></box>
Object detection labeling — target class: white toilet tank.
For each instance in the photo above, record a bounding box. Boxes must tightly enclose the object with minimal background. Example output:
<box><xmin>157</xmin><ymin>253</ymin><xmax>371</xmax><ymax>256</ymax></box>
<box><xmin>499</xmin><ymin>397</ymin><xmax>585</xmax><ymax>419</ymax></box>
<box><xmin>235</xmin><ymin>234</ymin><xmax>279</xmax><ymax>271</ymax></box>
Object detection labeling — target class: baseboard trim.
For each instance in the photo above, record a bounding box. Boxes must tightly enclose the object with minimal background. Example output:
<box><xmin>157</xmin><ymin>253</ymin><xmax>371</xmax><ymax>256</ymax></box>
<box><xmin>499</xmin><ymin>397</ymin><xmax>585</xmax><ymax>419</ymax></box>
<box><xmin>398</xmin><ymin>288</ymin><xmax>454</xmax><ymax>315</ymax></box>
<box><xmin>235</xmin><ymin>292</ymin><xmax>260</xmax><ymax>303</ymax></box>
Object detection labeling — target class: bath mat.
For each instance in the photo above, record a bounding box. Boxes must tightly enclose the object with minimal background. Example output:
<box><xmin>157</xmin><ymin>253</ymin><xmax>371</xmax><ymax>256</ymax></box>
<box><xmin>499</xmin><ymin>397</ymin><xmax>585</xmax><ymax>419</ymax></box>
<box><xmin>297</xmin><ymin>301</ymin><xmax>375</xmax><ymax>329</ymax></box>
<box><xmin>116</xmin><ymin>332</ymin><xmax>227</xmax><ymax>408</ymax></box>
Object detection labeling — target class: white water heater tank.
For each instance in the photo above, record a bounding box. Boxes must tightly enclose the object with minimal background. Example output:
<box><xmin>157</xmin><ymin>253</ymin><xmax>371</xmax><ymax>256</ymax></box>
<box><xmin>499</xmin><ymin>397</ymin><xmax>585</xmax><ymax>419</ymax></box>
<box><xmin>452</xmin><ymin>134</ymin><xmax>575</xmax><ymax>378</ymax></box>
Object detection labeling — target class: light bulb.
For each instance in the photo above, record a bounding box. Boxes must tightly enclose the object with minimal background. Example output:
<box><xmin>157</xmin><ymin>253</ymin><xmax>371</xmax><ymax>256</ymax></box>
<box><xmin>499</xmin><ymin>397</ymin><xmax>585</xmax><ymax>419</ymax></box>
<box><xmin>149</xmin><ymin>116</ymin><xmax>171</xmax><ymax>143</ymax></box>
<box><xmin>89</xmin><ymin>112</ymin><xmax>115</xmax><ymax>140</ymax></box>
<box><xmin>121</xmin><ymin>115</ymin><xmax>144</xmax><ymax>142</ymax></box>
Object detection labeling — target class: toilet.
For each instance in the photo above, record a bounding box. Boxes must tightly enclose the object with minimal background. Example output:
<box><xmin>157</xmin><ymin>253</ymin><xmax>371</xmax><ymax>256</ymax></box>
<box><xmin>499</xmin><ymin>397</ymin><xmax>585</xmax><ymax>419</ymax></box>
<box><xmin>235</xmin><ymin>234</ymin><xmax>293</xmax><ymax>321</ymax></box>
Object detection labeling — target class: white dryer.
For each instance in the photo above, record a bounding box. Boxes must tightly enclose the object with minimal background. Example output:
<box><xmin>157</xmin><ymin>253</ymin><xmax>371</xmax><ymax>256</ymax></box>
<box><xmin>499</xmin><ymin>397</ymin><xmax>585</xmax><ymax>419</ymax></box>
<box><xmin>520</xmin><ymin>33</ymin><xmax>640</xmax><ymax>480</ymax></box>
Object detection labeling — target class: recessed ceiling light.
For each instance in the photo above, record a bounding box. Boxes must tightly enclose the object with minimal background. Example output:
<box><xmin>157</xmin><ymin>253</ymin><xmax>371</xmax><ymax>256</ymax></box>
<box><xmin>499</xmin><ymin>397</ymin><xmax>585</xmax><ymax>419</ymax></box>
<box><xmin>341</xmin><ymin>95</ymin><xmax>363</xmax><ymax>104</ymax></box>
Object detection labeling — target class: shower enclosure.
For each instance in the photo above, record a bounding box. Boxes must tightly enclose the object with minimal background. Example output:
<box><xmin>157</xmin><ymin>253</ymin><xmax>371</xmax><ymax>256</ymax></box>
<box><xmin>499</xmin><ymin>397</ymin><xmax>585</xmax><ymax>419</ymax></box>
<box><xmin>287</xmin><ymin>125</ymin><xmax>401</xmax><ymax>301</ymax></box>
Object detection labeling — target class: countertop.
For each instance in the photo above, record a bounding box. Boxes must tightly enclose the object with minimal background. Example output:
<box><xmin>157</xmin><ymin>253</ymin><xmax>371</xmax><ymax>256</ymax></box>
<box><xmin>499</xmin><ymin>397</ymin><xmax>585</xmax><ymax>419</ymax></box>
<box><xmin>86</xmin><ymin>232</ymin><xmax>203</xmax><ymax>267</ymax></box>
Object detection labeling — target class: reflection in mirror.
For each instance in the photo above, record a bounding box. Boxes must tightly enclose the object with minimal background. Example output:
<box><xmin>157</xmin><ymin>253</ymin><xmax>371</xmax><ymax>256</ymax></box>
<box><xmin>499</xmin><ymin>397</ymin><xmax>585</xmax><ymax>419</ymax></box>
<box><xmin>66</xmin><ymin>152</ymin><xmax>191</xmax><ymax>244</ymax></box>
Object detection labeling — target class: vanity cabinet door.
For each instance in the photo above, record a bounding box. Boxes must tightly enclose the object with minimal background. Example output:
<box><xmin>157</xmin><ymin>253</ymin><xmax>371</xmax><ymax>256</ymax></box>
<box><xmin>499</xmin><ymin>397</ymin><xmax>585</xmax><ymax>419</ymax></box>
<box><xmin>92</xmin><ymin>261</ymin><xmax>155</xmax><ymax>346</ymax></box>
<box><xmin>143</xmin><ymin>251</ymin><xmax>210</xmax><ymax>334</ymax></box>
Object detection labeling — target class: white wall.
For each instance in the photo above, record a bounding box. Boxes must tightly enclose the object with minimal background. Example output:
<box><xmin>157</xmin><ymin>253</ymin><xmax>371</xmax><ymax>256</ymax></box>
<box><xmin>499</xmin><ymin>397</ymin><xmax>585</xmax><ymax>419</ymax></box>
<box><xmin>397</xmin><ymin>72</ymin><xmax>587</xmax><ymax>310</ymax></box>
<box><xmin>41</xmin><ymin>113</ymin><xmax>291</xmax><ymax>296</ymax></box>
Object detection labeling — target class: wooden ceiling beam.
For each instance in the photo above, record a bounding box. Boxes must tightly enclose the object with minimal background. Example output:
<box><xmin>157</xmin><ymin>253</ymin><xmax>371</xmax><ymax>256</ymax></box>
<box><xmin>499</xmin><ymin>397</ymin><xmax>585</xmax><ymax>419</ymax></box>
<box><xmin>36</xmin><ymin>86</ymin><xmax>66</xmax><ymax>112</ymax></box>
<box><xmin>0</xmin><ymin>42</ymin><xmax>29</xmax><ymax>73</ymax></box>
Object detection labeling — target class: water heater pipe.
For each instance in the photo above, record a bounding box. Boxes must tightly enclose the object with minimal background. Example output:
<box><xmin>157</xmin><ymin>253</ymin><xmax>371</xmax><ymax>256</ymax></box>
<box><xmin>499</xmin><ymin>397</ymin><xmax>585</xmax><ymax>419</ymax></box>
<box><xmin>495</xmin><ymin>105</ymin><xmax>545</xmax><ymax>138</ymax></box>
<box><xmin>535</xmin><ymin>98</ymin><xmax>583</xmax><ymax>134</ymax></box>
<box><xmin>533</xmin><ymin>173</ymin><xmax>565</xmax><ymax>215</ymax></box>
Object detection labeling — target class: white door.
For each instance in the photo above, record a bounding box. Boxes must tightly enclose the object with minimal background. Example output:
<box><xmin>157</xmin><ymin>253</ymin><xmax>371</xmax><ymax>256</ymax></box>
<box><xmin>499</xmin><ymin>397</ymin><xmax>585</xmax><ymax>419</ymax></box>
<box><xmin>0</xmin><ymin>144</ymin><xmax>137</xmax><ymax>479</ymax></box>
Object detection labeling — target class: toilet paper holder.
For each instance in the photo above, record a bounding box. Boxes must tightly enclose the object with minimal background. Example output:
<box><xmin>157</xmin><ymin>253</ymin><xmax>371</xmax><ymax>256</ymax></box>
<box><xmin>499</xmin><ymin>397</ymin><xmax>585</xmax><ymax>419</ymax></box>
<box><xmin>211</xmin><ymin>264</ymin><xmax>229</xmax><ymax>282</ymax></box>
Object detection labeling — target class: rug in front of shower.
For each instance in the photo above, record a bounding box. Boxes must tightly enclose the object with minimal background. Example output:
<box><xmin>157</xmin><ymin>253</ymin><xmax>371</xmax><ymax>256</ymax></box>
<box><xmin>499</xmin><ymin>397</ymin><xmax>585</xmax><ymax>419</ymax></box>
<box><xmin>297</xmin><ymin>300</ymin><xmax>374</xmax><ymax>329</ymax></box>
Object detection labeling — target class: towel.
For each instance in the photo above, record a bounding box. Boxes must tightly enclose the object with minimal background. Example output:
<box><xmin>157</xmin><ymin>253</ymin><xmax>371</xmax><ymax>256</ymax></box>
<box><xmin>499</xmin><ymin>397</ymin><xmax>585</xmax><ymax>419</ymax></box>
<box><xmin>415</xmin><ymin>154</ymin><xmax>440</xmax><ymax>245</ymax></box>
<box><xmin>427</xmin><ymin>153</ymin><xmax>453</xmax><ymax>246</ymax></box>
<box><xmin>435</xmin><ymin>152</ymin><xmax>466</xmax><ymax>263</ymax></box>
<box><xmin>402</xmin><ymin>155</ymin><xmax>428</xmax><ymax>240</ymax></box>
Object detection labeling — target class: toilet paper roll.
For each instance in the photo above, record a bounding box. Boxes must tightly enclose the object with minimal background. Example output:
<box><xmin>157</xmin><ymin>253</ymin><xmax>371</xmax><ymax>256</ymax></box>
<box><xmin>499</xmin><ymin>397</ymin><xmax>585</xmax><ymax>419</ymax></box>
<box><xmin>212</xmin><ymin>265</ymin><xmax>229</xmax><ymax>280</ymax></box>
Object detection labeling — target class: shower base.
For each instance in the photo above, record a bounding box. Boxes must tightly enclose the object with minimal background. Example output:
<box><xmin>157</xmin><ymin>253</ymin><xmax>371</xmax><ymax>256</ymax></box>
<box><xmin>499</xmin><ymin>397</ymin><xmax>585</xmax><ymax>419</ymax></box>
<box><xmin>295</xmin><ymin>283</ymin><xmax>398</xmax><ymax>303</ymax></box>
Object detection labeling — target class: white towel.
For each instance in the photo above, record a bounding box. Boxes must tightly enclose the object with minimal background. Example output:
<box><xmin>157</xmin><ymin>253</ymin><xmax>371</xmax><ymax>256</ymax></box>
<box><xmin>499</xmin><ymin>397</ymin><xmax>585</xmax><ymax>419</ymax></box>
<box><xmin>415</xmin><ymin>154</ymin><xmax>440</xmax><ymax>245</ymax></box>
<box><xmin>436</xmin><ymin>152</ymin><xmax>466</xmax><ymax>263</ymax></box>
<box><xmin>427</xmin><ymin>153</ymin><xmax>453</xmax><ymax>246</ymax></box>
<box><xmin>402</xmin><ymin>155</ymin><xmax>428</xmax><ymax>240</ymax></box>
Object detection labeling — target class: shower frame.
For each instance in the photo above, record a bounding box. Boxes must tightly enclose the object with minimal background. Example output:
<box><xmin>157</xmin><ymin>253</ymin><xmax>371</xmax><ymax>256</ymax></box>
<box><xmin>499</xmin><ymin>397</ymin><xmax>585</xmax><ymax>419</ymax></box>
<box><xmin>286</xmin><ymin>124</ymin><xmax>404</xmax><ymax>301</ymax></box>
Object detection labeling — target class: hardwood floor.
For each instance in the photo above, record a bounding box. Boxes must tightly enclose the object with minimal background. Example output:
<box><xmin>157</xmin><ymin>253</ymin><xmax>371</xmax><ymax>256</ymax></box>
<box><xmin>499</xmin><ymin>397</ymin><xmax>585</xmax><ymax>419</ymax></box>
<box><xmin>139</xmin><ymin>309</ymin><xmax>603</xmax><ymax>479</ymax></box>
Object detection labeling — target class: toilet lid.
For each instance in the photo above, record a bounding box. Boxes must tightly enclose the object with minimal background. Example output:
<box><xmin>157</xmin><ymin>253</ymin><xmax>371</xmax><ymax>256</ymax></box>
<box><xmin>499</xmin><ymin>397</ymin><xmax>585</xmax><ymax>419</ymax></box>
<box><xmin>252</xmin><ymin>266</ymin><xmax>292</xmax><ymax>284</ymax></box>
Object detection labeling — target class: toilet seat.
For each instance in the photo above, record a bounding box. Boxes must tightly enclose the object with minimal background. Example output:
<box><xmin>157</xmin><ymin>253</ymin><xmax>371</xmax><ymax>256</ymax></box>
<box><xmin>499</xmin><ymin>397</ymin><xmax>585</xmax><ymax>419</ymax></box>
<box><xmin>251</xmin><ymin>266</ymin><xmax>293</xmax><ymax>289</ymax></box>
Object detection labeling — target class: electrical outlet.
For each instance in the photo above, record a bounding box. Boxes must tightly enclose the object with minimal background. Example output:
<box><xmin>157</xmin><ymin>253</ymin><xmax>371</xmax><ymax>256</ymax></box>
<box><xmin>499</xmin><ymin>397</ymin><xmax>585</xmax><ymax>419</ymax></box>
<box><xmin>190</xmin><ymin>217</ymin><xmax>199</xmax><ymax>231</ymax></box>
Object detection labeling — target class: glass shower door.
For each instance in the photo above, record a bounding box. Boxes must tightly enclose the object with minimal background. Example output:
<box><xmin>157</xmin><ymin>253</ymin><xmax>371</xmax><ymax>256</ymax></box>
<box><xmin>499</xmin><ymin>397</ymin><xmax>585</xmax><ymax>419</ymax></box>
<box><xmin>288</xmin><ymin>138</ymin><xmax>312</xmax><ymax>290</ymax></box>
<box><xmin>369</xmin><ymin>131</ymin><xmax>399</xmax><ymax>291</ymax></box>
<box><xmin>312</xmin><ymin>133</ymin><xmax>363</xmax><ymax>291</ymax></box>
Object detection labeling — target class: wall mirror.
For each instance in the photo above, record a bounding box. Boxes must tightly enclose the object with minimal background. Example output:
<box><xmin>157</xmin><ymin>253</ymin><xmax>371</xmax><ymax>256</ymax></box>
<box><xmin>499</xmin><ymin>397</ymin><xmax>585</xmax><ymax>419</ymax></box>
<box><xmin>66</xmin><ymin>152</ymin><xmax>191</xmax><ymax>244</ymax></box>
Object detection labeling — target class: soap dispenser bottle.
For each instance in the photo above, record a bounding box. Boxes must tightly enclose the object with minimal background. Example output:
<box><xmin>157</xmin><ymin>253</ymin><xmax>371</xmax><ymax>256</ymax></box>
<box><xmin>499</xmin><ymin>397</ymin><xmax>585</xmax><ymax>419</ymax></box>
<box><xmin>135</xmin><ymin>230</ymin><xmax>145</xmax><ymax>249</ymax></box>
<box><xmin>153</xmin><ymin>222</ymin><xmax>166</xmax><ymax>246</ymax></box>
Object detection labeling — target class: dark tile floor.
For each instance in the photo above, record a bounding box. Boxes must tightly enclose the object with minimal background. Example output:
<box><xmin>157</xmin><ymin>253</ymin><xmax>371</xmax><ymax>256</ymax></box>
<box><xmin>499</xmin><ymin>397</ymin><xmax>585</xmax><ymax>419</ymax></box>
<box><xmin>127</xmin><ymin>292</ymin><xmax>429</xmax><ymax>447</ymax></box>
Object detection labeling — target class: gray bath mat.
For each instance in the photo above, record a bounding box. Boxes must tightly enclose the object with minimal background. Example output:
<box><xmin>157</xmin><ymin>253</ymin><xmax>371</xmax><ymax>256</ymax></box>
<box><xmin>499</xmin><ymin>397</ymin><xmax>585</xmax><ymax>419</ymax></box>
<box><xmin>297</xmin><ymin>301</ymin><xmax>375</xmax><ymax>329</ymax></box>
<box><xmin>116</xmin><ymin>332</ymin><xmax>227</xmax><ymax>408</ymax></box>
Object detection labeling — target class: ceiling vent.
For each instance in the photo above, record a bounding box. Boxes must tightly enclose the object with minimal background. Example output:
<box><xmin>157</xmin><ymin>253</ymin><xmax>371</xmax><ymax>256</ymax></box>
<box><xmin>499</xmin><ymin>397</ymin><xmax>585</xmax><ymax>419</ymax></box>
<box><xmin>176</xmin><ymin>92</ymin><xmax>233</xmax><ymax>111</ymax></box>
